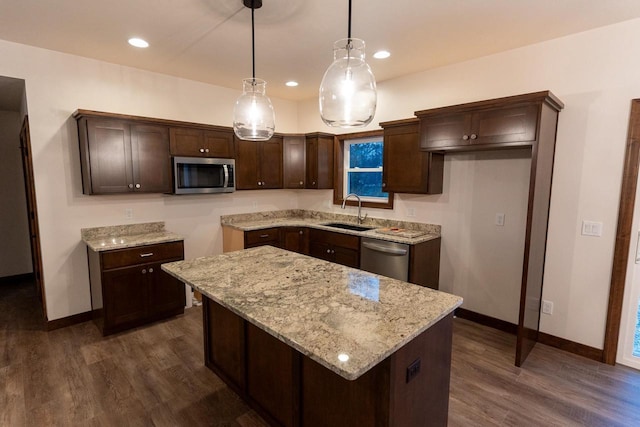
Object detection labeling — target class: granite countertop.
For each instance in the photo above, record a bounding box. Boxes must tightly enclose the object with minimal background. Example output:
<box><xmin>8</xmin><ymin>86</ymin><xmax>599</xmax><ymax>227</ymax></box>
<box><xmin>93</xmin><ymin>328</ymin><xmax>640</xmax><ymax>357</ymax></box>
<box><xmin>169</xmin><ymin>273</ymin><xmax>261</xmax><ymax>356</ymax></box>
<box><xmin>220</xmin><ymin>209</ymin><xmax>441</xmax><ymax>245</ymax></box>
<box><xmin>162</xmin><ymin>246</ymin><xmax>462</xmax><ymax>380</ymax></box>
<box><xmin>81</xmin><ymin>222</ymin><xmax>183</xmax><ymax>252</ymax></box>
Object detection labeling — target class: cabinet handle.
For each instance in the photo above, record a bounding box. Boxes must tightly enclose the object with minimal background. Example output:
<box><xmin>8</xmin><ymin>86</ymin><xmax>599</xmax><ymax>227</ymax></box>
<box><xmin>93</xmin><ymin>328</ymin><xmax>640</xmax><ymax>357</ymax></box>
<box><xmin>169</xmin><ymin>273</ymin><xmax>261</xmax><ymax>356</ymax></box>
<box><xmin>140</xmin><ymin>253</ymin><xmax>154</xmax><ymax>258</ymax></box>
<box><xmin>142</xmin><ymin>269</ymin><xmax>147</xmax><ymax>274</ymax></box>
<box><xmin>470</xmin><ymin>134</ymin><xmax>477</xmax><ymax>140</ymax></box>
<box><xmin>462</xmin><ymin>135</ymin><xmax>469</xmax><ymax>141</ymax></box>
<box><xmin>149</xmin><ymin>267</ymin><xmax>154</xmax><ymax>273</ymax></box>
<box><xmin>128</xmin><ymin>184</ymin><xmax>134</xmax><ymax>189</ymax></box>
<box><xmin>199</xmin><ymin>148</ymin><xmax>205</xmax><ymax>153</ymax></box>
<box><xmin>260</xmin><ymin>234</ymin><xmax>270</xmax><ymax>238</ymax></box>
<box><xmin>135</xmin><ymin>183</ymin><xmax>141</xmax><ymax>189</ymax></box>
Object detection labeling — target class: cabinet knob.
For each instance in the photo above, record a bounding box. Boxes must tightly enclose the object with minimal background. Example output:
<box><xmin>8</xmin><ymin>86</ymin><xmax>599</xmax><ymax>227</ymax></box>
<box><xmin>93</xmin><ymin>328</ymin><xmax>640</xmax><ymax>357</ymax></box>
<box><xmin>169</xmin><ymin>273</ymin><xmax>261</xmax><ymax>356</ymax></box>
<box><xmin>470</xmin><ymin>134</ymin><xmax>477</xmax><ymax>140</ymax></box>
<box><xmin>128</xmin><ymin>184</ymin><xmax>134</xmax><ymax>189</ymax></box>
<box><xmin>149</xmin><ymin>267</ymin><xmax>154</xmax><ymax>273</ymax></box>
<box><xmin>142</xmin><ymin>269</ymin><xmax>147</xmax><ymax>274</ymax></box>
<box><xmin>261</xmin><ymin>181</ymin><xmax>265</xmax><ymax>186</ymax></box>
<box><xmin>326</xmin><ymin>249</ymin><xmax>331</xmax><ymax>254</ymax></box>
<box><xmin>205</xmin><ymin>148</ymin><xmax>210</xmax><ymax>153</ymax></box>
<box><xmin>299</xmin><ymin>181</ymin><xmax>304</xmax><ymax>186</ymax></box>
<box><xmin>299</xmin><ymin>230</ymin><xmax>304</xmax><ymax>235</ymax></box>
<box><xmin>199</xmin><ymin>148</ymin><xmax>205</xmax><ymax>153</ymax></box>
<box><xmin>258</xmin><ymin>181</ymin><xmax>262</xmax><ymax>186</ymax></box>
<box><xmin>462</xmin><ymin>135</ymin><xmax>469</xmax><ymax>141</ymax></box>
<box><xmin>312</xmin><ymin>181</ymin><xmax>316</xmax><ymax>185</ymax></box>
<box><xmin>382</xmin><ymin>183</ymin><xmax>386</xmax><ymax>188</ymax></box>
<box><xmin>135</xmin><ymin>183</ymin><xmax>141</xmax><ymax>189</ymax></box>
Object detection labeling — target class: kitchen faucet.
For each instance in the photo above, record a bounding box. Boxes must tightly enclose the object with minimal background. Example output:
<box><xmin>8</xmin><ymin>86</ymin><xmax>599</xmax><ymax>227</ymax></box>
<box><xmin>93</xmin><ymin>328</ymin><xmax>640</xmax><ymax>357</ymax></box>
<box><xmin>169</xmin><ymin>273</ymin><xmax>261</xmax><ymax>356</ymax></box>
<box><xmin>341</xmin><ymin>193</ymin><xmax>368</xmax><ymax>224</ymax></box>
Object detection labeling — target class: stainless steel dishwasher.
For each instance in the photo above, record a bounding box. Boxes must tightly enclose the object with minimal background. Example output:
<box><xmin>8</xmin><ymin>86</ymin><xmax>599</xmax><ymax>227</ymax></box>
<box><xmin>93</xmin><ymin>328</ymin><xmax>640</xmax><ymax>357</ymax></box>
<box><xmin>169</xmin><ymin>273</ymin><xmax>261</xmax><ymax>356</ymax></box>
<box><xmin>360</xmin><ymin>237</ymin><xmax>410</xmax><ymax>281</ymax></box>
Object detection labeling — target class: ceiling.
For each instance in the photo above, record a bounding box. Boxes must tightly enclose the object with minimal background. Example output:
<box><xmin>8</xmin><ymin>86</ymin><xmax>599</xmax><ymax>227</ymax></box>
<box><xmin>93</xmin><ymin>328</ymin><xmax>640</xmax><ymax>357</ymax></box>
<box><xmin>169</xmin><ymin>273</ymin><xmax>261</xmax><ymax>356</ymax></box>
<box><xmin>1</xmin><ymin>0</ymin><xmax>640</xmax><ymax>101</ymax></box>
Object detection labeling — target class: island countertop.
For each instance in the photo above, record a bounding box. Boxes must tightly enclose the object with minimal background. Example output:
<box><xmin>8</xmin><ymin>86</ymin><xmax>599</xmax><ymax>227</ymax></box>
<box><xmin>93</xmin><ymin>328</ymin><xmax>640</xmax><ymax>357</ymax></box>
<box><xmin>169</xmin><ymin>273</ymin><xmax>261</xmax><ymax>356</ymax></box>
<box><xmin>162</xmin><ymin>246</ymin><xmax>462</xmax><ymax>380</ymax></box>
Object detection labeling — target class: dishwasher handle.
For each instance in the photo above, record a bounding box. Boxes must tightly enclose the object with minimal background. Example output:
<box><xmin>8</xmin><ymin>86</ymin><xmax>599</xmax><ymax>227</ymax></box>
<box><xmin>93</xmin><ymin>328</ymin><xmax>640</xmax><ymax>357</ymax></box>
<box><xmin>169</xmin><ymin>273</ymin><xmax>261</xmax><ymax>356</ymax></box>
<box><xmin>362</xmin><ymin>241</ymin><xmax>408</xmax><ymax>256</ymax></box>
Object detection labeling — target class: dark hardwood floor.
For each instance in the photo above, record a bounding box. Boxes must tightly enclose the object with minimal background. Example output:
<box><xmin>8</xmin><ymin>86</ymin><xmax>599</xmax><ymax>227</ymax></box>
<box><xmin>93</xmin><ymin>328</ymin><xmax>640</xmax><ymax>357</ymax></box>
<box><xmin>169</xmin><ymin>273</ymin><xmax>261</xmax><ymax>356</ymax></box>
<box><xmin>2</xmin><ymin>277</ymin><xmax>640</xmax><ymax>426</ymax></box>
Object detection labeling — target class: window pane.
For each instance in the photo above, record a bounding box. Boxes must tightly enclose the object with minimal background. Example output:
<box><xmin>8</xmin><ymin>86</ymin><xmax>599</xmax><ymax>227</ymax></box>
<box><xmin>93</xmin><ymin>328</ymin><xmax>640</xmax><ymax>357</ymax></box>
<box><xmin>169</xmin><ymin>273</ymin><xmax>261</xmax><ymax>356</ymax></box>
<box><xmin>348</xmin><ymin>172</ymin><xmax>388</xmax><ymax>198</ymax></box>
<box><xmin>349</xmin><ymin>142</ymin><xmax>383</xmax><ymax>168</ymax></box>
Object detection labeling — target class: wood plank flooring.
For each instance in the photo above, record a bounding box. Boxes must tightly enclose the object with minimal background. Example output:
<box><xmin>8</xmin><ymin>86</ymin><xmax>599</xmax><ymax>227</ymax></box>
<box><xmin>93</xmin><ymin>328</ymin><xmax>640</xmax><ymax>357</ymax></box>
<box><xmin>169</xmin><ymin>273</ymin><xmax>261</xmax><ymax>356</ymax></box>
<box><xmin>2</xmin><ymin>278</ymin><xmax>640</xmax><ymax>426</ymax></box>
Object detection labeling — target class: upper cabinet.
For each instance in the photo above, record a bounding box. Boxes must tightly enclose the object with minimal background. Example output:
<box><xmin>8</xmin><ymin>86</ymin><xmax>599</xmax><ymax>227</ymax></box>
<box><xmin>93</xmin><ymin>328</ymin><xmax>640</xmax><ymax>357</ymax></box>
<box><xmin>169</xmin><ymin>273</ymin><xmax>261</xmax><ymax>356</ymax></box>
<box><xmin>235</xmin><ymin>135</ymin><xmax>284</xmax><ymax>190</ymax></box>
<box><xmin>75</xmin><ymin>111</ymin><xmax>171</xmax><ymax>195</ymax></box>
<box><xmin>416</xmin><ymin>97</ymin><xmax>549</xmax><ymax>152</ymax></box>
<box><xmin>380</xmin><ymin>118</ymin><xmax>443</xmax><ymax>194</ymax></box>
<box><xmin>169</xmin><ymin>127</ymin><xmax>234</xmax><ymax>158</ymax></box>
<box><xmin>305</xmin><ymin>132</ymin><xmax>334</xmax><ymax>189</ymax></box>
<box><xmin>283</xmin><ymin>135</ymin><xmax>306</xmax><ymax>189</ymax></box>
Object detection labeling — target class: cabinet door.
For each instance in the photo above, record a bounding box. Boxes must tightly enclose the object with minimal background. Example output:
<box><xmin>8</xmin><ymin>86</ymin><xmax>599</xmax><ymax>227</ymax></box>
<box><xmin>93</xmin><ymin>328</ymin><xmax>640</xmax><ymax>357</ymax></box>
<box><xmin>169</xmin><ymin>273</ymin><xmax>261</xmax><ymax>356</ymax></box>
<box><xmin>333</xmin><ymin>246</ymin><xmax>359</xmax><ymax>268</ymax></box>
<box><xmin>260</xmin><ymin>136</ymin><xmax>283</xmax><ymax>189</ymax></box>
<box><xmin>309</xmin><ymin>241</ymin><xmax>333</xmax><ymax>263</ymax></box>
<box><xmin>204</xmin><ymin>129</ymin><xmax>235</xmax><ymax>158</ymax></box>
<box><xmin>130</xmin><ymin>124</ymin><xmax>171</xmax><ymax>193</ymax></box>
<box><xmin>235</xmin><ymin>138</ymin><xmax>260</xmax><ymax>189</ymax></box>
<box><xmin>245</xmin><ymin>228</ymin><xmax>281</xmax><ymax>248</ymax></box>
<box><xmin>149</xmin><ymin>263</ymin><xmax>186</xmax><ymax>318</ymax></box>
<box><xmin>169</xmin><ymin>127</ymin><xmax>207</xmax><ymax>156</ymax></box>
<box><xmin>85</xmin><ymin>118</ymin><xmax>133</xmax><ymax>194</ymax></box>
<box><xmin>102</xmin><ymin>265</ymin><xmax>149</xmax><ymax>331</ymax></box>
<box><xmin>283</xmin><ymin>136</ymin><xmax>306</xmax><ymax>189</ymax></box>
<box><xmin>305</xmin><ymin>137</ymin><xmax>319</xmax><ymax>188</ymax></box>
<box><xmin>281</xmin><ymin>227</ymin><xmax>309</xmax><ymax>254</ymax></box>
<box><xmin>315</xmin><ymin>135</ymin><xmax>335</xmax><ymax>189</ymax></box>
<box><xmin>419</xmin><ymin>113</ymin><xmax>471</xmax><ymax>150</ymax></box>
<box><xmin>472</xmin><ymin>104</ymin><xmax>538</xmax><ymax>145</ymax></box>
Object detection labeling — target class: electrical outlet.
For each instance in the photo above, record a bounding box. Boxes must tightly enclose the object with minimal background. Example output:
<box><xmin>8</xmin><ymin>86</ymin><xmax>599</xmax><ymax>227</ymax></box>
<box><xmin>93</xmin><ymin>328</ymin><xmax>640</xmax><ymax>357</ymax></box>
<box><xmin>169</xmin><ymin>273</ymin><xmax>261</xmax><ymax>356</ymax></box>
<box><xmin>495</xmin><ymin>213</ymin><xmax>505</xmax><ymax>226</ymax></box>
<box><xmin>407</xmin><ymin>207</ymin><xmax>416</xmax><ymax>218</ymax></box>
<box><xmin>252</xmin><ymin>201</ymin><xmax>258</xmax><ymax>209</ymax></box>
<box><xmin>124</xmin><ymin>208</ymin><xmax>133</xmax><ymax>219</ymax></box>
<box><xmin>406</xmin><ymin>358</ymin><xmax>421</xmax><ymax>383</ymax></box>
<box><xmin>542</xmin><ymin>300</ymin><xmax>554</xmax><ymax>315</ymax></box>
<box><xmin>581</xmin><ymin>220</ymin><xmax>603</xmax><ymax>237</ymax></box>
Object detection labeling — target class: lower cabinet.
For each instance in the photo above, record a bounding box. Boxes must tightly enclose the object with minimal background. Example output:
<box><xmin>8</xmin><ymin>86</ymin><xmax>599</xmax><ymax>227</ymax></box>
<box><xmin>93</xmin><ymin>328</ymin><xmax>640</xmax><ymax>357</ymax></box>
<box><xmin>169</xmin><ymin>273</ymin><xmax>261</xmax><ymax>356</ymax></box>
<box><xmin>280</xmin><ymin>227</ymin><xmax>309</xmax><ymax>255</ymax></box>
<box><xmin>308</xmin><ymin>229</ymin><xmax>360</xmax><ymax>268</ymax></box>
<box><xmin>88</xmin><ymin>241</ymin><xmax>186</xmax><ymax>335</ymax></box>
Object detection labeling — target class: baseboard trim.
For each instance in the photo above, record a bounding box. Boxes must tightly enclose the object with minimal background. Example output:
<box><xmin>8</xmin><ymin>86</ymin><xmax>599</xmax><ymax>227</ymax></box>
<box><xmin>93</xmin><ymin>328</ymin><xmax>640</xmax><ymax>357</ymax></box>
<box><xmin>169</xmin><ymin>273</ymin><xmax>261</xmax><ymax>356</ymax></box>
<box><xmin>455</xmin><ymin>307</ymin><xmax>518</xmax><ymax>335</ymax></box>
<box><xmin>0</xmin><ymin>272</ymin><xmax>35</xmax><ymax>284</ymax></box>
<box><xmin>537</xmin><ymin>332</ymin><xmax>603</xmax><ymax>362</ymax></box>
<box><xmin>455</xmin><ymin>308</ymin><xmax>604</xmax><ymax>363</ymax></box>
<box><xmin>47</xmin><ymin>311</ymin><xmax>92</xmax><ymax>331</ymax></box>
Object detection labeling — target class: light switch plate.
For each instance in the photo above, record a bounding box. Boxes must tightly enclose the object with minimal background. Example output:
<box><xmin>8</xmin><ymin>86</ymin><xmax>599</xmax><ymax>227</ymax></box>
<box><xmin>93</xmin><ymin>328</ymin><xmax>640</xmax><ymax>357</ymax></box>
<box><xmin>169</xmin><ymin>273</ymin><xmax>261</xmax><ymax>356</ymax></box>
<box><xmin>495</xmin><ymin>213</ymin><xmax>505</xmax><ymax>226</ymax></box>
<box><xmin>581</xmin><ymin>220</ymin><xmax>603</xmax><ymax>237</ymax></box>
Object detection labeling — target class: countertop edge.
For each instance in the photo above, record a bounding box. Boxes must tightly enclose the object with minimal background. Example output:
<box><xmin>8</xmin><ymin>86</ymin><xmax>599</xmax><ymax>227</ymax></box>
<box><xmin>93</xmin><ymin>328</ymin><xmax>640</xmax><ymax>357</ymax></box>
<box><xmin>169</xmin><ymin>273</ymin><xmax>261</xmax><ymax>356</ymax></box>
<box><xmin>83</xmin><ymin>232</ymin><xmax>184</xmax><ymax>252</ymax></box>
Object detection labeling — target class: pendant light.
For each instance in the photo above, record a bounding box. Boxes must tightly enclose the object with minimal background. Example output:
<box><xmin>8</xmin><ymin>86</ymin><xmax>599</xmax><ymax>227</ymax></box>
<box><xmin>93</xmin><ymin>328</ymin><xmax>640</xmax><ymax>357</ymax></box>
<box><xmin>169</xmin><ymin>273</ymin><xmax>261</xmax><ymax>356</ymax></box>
<box><xmin>319</xmin><ymin>0</ymin><xmax>377</xmax><ymax>128</ymax></box>
<box><xmin>233</xmin><ymin>0</ymin><xmax>275</xmax><ymax>141</ymax></box>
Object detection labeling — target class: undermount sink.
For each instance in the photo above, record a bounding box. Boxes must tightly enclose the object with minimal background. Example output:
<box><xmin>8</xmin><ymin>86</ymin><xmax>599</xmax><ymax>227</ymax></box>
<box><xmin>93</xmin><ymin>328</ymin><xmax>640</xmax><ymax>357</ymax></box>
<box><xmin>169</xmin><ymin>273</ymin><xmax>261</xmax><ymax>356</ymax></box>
<box><xmin>322</xmin><ymin>222</ymin><xmax>374</xmax><ymax>232</ymax></box>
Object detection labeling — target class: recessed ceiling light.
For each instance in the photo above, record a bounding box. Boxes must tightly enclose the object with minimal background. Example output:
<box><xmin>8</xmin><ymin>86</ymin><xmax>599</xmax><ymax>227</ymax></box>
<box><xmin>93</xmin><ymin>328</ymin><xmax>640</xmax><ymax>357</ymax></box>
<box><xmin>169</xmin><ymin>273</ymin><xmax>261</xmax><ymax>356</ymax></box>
<box><xmin>285</xmin><ymin>81</ymin><xmax>299</xmax><ymax>87</ymax></box>
<box><xmin>128</xmin><ymin>38</ymin><xmax>149</xmax><ymax>48</ymax></box>
<box><xmin>373</xmin><ymin>50</ymin><xmax>391</xmax><ymax>59</ymax></box>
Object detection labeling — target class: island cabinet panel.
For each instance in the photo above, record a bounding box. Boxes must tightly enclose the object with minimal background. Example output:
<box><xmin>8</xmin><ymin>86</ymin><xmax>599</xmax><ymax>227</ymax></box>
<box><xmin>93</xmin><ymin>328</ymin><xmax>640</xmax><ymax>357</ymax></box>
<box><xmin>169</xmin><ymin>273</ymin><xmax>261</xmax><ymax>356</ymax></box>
<box><xmin>280</xmin><ymin>227</ymin><xmax>309</xmax><ymax>255</ymax></box>
<box><xmin>308</xmin><ymin>229</ymin><xmax>360</xmax><ymax>268</ymax></box>
<box><xmin>76</xmin><ymin>114</ymin><xmax>171</xmax><ymax>194</ymax></box>
<box><xmin>409</xmin><ymin>237</ymin><xmax>441</xmax><ymax>290</ymax></box>
<box><xmin>202</xmin><ymin>296</ymin><xmax>453</xmax><ymax>427</ymax></box>
<box><xmin>169</xmin><ymin>127</ymin><xmax>235</xmax><ymax>158</ymax></box>
<box><xmin>305</xmin><ymin>133</ymin><xmax>334</xmax><ymax>189</ymax></box>
<box><xmin>87</xmin><ymin>241</ymin><xmax>185</xmax><ymax>336</ymax></box>
<box><xmin>381</xmin><ymin>118</ymin><xmax>443</xmax><ymax>194</ymax></box>
<box><xmin>236</xmin><ymin>136</ymin><xmax>283</xmax><ymax>189</ymax></box>
<box><xmin>417</xmin><ymin>104</ymin><xmax>538</xmax><ymax>152</ymax></box>
<box><xmin>283</xmin><ymin>135</ymin><xmax>306</xmax><ymax>189</ymax></box>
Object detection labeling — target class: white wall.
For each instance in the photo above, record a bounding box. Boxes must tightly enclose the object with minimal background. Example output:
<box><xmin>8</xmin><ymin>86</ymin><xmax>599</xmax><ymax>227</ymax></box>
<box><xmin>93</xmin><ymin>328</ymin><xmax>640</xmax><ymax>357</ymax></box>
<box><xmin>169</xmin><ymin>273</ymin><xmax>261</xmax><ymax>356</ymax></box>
<box><xmin>299</xmin><ymin>19</ymin><xmax>640</xmax><ymax>349</ymax></box>
<box><xmin>0</xmin><ymin>39</ymin><xmax>299</xmax><ymax>321</ymax></box>
<box><xmin>0</xmin><ymin>110</ymin><xmax>32</xmax><ymax>277</ymax></box>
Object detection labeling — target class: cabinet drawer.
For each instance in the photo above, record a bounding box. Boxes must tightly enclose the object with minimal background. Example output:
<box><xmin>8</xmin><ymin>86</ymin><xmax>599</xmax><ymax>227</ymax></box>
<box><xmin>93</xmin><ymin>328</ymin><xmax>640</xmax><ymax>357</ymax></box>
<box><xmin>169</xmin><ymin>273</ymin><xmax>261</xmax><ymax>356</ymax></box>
<box><xmin>308</xmin><ymin>229</ymin><xmax>360</xmax><ymax>250</ymax></box>
<box><xmin>245</xmin><ymin>228</ymin><xmax>280</xmax><ymax>247</ymax></box>
<box><xmin>101</xmin><ymin>241</ymin><xmax>184</xmax><ymax>270</ymax></box>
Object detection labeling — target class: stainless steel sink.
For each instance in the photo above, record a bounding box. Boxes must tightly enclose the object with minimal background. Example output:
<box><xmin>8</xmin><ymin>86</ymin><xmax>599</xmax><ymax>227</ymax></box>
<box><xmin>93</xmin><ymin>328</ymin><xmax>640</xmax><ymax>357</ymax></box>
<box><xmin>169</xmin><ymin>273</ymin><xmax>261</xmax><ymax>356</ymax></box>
<box><xmin>322</xmin><ymin>222</ymin><xmax>374</xmax><ymax>232</ymax></box>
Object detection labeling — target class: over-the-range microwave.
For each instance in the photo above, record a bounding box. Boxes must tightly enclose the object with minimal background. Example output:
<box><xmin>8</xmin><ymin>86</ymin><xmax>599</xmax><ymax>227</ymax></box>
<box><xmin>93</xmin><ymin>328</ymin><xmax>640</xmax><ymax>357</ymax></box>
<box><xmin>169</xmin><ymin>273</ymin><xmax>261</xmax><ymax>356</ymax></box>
<box><xmin>172</xmin><ymin>157</ymin><xmax>235</xmax><ymax>194</ymax></box>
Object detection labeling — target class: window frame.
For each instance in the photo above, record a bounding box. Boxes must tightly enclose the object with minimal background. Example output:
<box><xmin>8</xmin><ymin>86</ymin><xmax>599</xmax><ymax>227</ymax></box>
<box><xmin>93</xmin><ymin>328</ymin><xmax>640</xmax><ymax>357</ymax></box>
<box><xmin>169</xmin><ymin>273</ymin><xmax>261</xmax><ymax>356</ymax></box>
<box><xmin>333</xmin><ymin>130</ymin><xmax>394</xmax><ymax>210</ymax></box>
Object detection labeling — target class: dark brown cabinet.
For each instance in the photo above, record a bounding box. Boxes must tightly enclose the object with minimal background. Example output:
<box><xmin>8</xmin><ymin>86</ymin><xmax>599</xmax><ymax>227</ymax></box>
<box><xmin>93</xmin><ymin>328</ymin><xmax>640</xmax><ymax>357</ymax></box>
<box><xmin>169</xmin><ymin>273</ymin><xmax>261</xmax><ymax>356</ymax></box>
<box><xmin>87</xmin><ymin>241</ymin><xmax>185</xmax><ymax>335</ymax></box>
<box><xmin>280</xmin><ymin>227</ymin><xmax>309</xmax><ymax>255</ymax></box>
<box><xmin>305</xmin><ymin>132</ymin><xmax>334</xmax><ymax>189</ymax></box>
<box><xmin>283</xmin><ymin>135</ymin><xmax>306</xmax><ymax>189</ymax></box>
<box><xmin>235</xmin><ymin>136</ymin><xmax>283</xmax><ymax>189</ymax></box>
<box><xmin>308</xmin><ymin>229</ymin><xmax>360</xmax><ymax>268</ymax></box>
<box><xmin>380</xmin><ymin>118</ymin><xmax>443</xmax><ymax>194</ymax></box>
<box><xmin>76</xmin><ymin>112</ymin><xmax>171</xmax><ymax>194</ymax></box>
<box><xmin>169</xmin><ymin>127</ymin><xmax>234</xmax><ymax>158</ymax></box>
<box><xmin>244</xmin><ymin>228</ymin><xmax>281</xmax><ymax>248</ymax></box>
<box><xmin>417</xmin><ymin>104</ymin><xmax>538</xmax><ymax>152</ymax></box>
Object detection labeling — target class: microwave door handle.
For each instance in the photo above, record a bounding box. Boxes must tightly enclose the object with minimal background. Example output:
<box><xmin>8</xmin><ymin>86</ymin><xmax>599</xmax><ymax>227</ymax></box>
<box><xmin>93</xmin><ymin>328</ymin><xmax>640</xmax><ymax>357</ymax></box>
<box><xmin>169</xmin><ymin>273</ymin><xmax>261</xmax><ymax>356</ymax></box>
<box><xmin>223</xmin><ymin>164</ymin><xmax>229</xmax><ymax>188</ymax></box>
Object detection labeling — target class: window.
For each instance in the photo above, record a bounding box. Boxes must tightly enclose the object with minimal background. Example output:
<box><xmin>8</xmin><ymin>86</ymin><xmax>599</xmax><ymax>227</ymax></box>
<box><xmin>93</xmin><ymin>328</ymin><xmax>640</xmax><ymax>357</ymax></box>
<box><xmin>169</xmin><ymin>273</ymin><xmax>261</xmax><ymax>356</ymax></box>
<box><xmin>344</xmin><ymin>138</ymin><xmax>387</xmax><ymax>202</ymax></box>
<box><xmin>334</xmin><ymin>130</ymin><xmax>394</xmax><ymax>209</ymax></box>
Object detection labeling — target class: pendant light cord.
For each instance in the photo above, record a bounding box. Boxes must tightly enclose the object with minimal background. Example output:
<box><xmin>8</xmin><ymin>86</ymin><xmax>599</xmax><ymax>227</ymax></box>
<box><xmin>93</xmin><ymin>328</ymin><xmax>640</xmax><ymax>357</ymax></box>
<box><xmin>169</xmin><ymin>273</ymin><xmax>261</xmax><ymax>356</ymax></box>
<box><xmin>251</xmin><ymin>0</ymin><xmax>256</xmax><ymax>80</ymax></box>
<box><xmin>347</xmin><ymin>0</ymin><xmax>352</xmax><ymax>42</ymax></box>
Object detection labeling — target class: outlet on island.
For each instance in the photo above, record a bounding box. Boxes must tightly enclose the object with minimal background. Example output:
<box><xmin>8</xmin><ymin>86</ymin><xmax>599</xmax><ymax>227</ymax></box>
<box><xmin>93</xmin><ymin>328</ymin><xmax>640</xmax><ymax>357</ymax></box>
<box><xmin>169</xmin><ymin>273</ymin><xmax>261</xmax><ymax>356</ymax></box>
<box><xmin>406</xmin><ymin>358</ymin><xmax>421</xmax><ymax>383</ymax></box>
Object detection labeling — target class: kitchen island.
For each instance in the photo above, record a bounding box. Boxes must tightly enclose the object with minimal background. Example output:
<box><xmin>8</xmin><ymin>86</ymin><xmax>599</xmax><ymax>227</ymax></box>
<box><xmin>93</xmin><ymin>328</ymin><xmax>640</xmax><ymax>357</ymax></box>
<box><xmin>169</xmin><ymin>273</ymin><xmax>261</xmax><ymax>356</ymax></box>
<box><xmin>162</xmin><ymin>246</ymin><xmax>462</xmax><ymax>427</ymax></box>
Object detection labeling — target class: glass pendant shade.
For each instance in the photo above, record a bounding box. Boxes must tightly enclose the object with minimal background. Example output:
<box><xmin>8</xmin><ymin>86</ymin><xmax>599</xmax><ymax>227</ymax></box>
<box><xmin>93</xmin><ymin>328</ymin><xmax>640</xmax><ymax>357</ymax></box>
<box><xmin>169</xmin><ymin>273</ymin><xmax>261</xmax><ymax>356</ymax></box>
<box><xmin>319</xmin><ymin>38</ymin><xmax>377</xmax><ymax>127</ymax></box>
<box><xmin>233</xmin><ymin>78</ymin><xmax>275</xmax><ymax>141</ymax></box>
